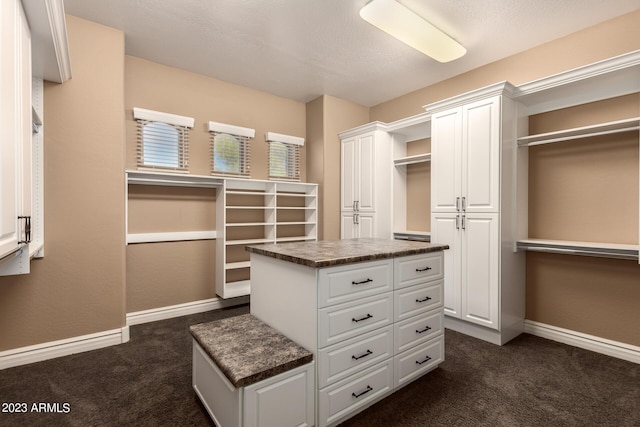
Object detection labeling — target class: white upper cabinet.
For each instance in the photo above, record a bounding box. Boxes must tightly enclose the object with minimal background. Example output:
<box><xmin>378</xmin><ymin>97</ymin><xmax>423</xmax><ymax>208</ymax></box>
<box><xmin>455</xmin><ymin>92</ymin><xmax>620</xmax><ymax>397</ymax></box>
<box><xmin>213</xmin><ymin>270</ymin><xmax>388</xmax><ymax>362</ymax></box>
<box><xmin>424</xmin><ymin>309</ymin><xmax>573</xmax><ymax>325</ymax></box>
<box><xmin>431</xmin><ymin>95</ymin><xmax>501</xmax><ymax>214</ymax></box>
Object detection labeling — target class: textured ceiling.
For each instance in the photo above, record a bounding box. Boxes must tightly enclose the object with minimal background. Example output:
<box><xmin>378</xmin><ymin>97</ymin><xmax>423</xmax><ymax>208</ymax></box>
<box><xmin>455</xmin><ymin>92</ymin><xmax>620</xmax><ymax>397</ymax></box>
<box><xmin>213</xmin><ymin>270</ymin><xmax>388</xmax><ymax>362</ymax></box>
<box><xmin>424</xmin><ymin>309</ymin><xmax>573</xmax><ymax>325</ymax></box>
<box><xmin>63</xmin><ymin>0</ymin><xmax>640</xmax><ymax>107</ymax></box>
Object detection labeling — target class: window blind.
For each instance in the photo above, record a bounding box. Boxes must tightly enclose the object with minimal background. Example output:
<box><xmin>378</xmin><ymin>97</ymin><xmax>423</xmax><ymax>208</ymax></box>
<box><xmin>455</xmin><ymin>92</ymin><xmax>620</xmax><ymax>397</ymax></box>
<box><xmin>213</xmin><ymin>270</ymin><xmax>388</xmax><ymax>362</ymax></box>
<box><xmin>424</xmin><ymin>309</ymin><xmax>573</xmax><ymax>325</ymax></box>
<box><xmin>208</xmin><ymin>121</ymin><xmax>255</xmax><ymax>177</ymax></box>
<box><xmin>266</xmin><ymin>132</ymin><xmax>304</xmax><ymax>181</ymax></box>
<box><xmin>134</xmin><ymin>108</ymin><xmax>194</xmax><ymax>173</ymax></box>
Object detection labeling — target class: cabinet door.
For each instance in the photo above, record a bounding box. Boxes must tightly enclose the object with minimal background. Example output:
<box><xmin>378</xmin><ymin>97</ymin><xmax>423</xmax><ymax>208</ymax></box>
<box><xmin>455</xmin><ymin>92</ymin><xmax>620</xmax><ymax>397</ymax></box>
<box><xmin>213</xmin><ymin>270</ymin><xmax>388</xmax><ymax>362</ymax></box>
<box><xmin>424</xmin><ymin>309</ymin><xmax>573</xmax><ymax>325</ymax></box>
<box><xmin>431</xmin><ymin>213</ymin><xmax>461</xmax><ymax>318</ymax></box>
<box><xmin>357</xmin><ymin>133</ymin><xmax>375</xmax><ymax>212</ymax></box>
<box><xmin>431</xmin><ymin>108</ymin><xmax>462</xmax><ymax>213</ymax></box>
<box><xmin>460</xmin><ymin>213</ymin><xmax>499</xmax><ymax>329</ymax></box>
<box><xmin>357</xmin><ymin>213</ymin><xmax>376</xmax><ymax>238</ymax></box>
<box><xmin>341</xmin><ymin>137</ymin><xmax>357</xmax><ymax>212</ymax></box>
<box><xmin>341</xmin><ymin>212</ymin><xmax>357</xmax><ymax>239</ymax></box>
<box><xmin>462</xmin><ymin>96</ymin><xmax>500</xmax><ymax>213</ymax></box>
<box><xmin>0</xmin><ymin>0</ymin><xmax>30</xmax><ymax>260</ymax></box>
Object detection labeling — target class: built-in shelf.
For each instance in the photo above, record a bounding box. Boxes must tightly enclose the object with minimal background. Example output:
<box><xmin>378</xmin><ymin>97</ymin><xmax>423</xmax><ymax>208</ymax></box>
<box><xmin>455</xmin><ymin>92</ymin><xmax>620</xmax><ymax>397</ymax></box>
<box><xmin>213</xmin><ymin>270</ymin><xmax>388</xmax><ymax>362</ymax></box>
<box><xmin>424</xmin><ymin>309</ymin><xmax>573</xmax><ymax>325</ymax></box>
<box><xmin>394</xmin><ymin>153</ymin><xmax>431</xmax><ymax>166</ymax></box>
<box><xmin>127</xmin><ymin>231</ymin><xmax>217</xmax><ymax>244</ymax></box>
<box><xmin>226</xmin><ymin>261</ymin><xmax>251</xmax><ymax>270</ymax></box>
<box><xmin>517</xmin><ymin>239</ymin><xmax>639</xmax><ymax>260</ymax></box>
<box><xmin>127</xmin><ymin>170</ymin><xmax>223</xmax><ymax>188</ymax></box>
<box><xmin>517</xmin><ymin>117</ymin><xmax>640</xmax><ymax>147</ymax></box>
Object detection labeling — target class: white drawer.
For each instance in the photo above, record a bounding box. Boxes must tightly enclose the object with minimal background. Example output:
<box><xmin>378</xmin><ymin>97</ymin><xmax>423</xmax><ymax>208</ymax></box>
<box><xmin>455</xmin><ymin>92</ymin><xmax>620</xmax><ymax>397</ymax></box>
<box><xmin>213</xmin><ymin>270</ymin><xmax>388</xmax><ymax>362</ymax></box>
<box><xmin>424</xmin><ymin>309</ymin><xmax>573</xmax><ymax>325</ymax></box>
<box><xmin>318</xmin><ymin>259</ymin><xmax>393</xmax><ymax>308</ymax></box>
<box><xmin>318</xmin><ymin>325</ymin><xmax>393</xmax><ymax>388</ymax></box>
<box><xmin>394</xmin><ymin>252</ymin><xmax>443</xmax><ymax>289</ymax></box>
<box><xmin>394</xmin><ymin>280</ymin><xmax>443</xmax><ymax>321</ymax></box>
<box><xmin>394</xmin><ymin>335</ymin><xmax>444</xmax><ymax>388</ymax></box>
<box><xmin>394</xmin><ymin>309</ymin><xmax>443</xmax><ymax>354</ymax></box>
<box><xmin>318</xmin><ymin>359</ymin><xmax>393</xmax><ymax>427</ymax></box>
<box><xmin>318</xmin><ymin>292</ymin><xmax>393</xmax><ymax>348</ymax></box>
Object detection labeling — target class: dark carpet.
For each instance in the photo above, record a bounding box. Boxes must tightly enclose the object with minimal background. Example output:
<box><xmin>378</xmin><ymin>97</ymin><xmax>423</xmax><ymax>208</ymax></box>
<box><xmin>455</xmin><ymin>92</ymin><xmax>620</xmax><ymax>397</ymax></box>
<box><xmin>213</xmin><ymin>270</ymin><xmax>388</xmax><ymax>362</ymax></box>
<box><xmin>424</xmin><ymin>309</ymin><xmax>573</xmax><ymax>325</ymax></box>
<box><xmin>0</xmin><ymin>304</ymin><xmax>638</xmax><ymax>426</ymax></box>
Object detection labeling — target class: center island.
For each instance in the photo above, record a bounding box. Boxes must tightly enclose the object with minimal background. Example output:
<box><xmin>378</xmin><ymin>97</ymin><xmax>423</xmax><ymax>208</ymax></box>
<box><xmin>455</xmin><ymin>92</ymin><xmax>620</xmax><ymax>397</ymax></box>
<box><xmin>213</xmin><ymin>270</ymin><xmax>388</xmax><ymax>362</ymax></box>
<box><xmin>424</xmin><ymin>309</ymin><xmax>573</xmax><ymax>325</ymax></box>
<box><xmin>246</xmin><ymin>238</ymin><xmax>449</xmax><ymax>427</ymax></box>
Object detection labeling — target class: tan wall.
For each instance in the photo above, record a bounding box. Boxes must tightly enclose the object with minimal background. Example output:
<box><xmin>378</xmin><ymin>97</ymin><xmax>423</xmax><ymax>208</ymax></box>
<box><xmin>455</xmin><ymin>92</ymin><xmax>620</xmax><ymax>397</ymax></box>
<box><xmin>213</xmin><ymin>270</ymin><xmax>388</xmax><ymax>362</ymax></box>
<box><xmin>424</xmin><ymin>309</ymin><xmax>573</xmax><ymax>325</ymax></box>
<box><xmin>0</xmin><ymin>16</ymin><xmax>126</xmax><ymax>350</ymax></box>
<box><xmin>306</xmin><ymin>95</ymin><xmax>370</xmax><ymax>240</ymax></box>
<box><xmin>124</xmin><ymin>56</ymin><xmax>308</xmax><ymax>312</ymax></box>
<box><xmin>370</xmin><ymin>10</ymin><xmax>640</xmax><ymax>347</ymax></box>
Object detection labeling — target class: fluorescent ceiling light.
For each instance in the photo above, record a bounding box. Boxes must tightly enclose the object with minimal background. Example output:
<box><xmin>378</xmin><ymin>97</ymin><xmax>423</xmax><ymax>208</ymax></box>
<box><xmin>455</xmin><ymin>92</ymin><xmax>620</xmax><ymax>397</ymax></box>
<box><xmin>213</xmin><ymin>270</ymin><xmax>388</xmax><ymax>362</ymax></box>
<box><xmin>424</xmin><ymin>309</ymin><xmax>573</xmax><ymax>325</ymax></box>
<box><xmin>360</xmin><ymin>0</ymin><xmax>466</xmax><ymax>63</ymax></box>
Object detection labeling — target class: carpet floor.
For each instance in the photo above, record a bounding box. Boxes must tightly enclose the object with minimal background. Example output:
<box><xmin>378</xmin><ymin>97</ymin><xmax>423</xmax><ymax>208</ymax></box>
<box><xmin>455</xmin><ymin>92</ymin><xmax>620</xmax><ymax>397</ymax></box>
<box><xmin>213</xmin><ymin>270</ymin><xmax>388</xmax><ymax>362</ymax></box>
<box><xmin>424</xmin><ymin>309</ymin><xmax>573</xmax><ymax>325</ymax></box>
<box><xmin>0</xmin><ymin>304</ymin><xmax>638</xmax><ymax>426</ymax></box>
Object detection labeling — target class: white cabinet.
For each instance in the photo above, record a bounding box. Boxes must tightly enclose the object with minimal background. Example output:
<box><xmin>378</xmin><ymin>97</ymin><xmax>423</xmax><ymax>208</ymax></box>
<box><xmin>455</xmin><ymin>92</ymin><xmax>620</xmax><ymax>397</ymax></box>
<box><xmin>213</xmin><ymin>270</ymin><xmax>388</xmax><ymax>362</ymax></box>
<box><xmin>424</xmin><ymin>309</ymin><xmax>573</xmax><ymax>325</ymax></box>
<box><xmin>432</xmin><ymin>212</ymin><xmax>499</xmax><ymax>328</ymax></box>
<box><xmin>431</xmin><ymin>96</ymin><xmax>500</xmax><ymax>214</ymax></box>
<box><xmin>427</xmin><ymin>82</ymin><xmax>525</xmax><ymax>345</ymax></box>
<box><xmin>0</xmin><ymin>0</ymin><xmax>32</xmax><ymax>267</ymax></box>
<box><xmin>340</xmin><ymin>125</ymin><xmax>392</xmax><ymax>239</ymax></box>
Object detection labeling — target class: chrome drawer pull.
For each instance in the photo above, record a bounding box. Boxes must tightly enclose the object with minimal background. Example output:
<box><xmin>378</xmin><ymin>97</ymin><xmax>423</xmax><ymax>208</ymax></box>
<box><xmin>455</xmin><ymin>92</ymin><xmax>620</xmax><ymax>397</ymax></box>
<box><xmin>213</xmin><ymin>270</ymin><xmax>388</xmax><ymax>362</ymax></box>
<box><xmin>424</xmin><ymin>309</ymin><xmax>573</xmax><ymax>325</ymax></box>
<box><xmin>352</xmin><ymin>385</ymin><xmax>373</xmax><ymax>398</ymax></box>
<box><xmin>352</xmin><ymin>349</ymin><xmax>373</xmax><ymax>361</ymax></box>
<box><xmin>352</xmin><ymin>313</ymin><xmax>373</xmax><ymax>323</ymax></box>
<box><xmin>352</xmin><ymin>278</ymin><xmax>373</xmax><ymax>285</ymax></box>
<box><xmin>416</xmin><ymin>356</ymin><xmax>432</xmax><ymax>365</ymax></box>
<box><xmin>415</xmin><ymin>296</ymin><xmax>432</xmax><ymax>303</ymax></box>
<box><xmin>416</xmin><ymin>326</ymin><xmax>432</xmax><ymax>334</ymax></box>
<box><xmin>415</xmin><ymin>266</ymin><xmax>432</xmax><ymax>272</ymax></box>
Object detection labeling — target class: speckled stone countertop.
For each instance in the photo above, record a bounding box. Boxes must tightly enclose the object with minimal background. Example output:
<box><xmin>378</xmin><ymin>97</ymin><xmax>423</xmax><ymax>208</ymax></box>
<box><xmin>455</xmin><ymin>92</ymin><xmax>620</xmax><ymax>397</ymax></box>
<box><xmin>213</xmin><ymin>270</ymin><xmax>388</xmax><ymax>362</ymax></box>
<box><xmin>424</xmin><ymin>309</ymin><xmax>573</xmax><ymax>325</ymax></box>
<box><xmin>190</xmin><ymin>314</ymin><xmax>312</xmax><ymax>388</ymax></box>
<box><xmin>246</xmin><ymin>238</ymin><xmax>449</xmax><ymax>268</ymax></box>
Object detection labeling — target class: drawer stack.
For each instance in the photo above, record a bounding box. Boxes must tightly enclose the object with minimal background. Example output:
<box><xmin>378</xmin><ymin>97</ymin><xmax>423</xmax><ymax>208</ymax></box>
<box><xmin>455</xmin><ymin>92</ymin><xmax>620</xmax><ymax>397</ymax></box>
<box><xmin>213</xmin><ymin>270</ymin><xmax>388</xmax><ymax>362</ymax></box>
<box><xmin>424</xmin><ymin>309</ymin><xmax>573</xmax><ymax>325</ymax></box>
<box><xmin>316</xmin><ymin>253</ymin><xmax>444</xmax><ymax>426</ymax></box>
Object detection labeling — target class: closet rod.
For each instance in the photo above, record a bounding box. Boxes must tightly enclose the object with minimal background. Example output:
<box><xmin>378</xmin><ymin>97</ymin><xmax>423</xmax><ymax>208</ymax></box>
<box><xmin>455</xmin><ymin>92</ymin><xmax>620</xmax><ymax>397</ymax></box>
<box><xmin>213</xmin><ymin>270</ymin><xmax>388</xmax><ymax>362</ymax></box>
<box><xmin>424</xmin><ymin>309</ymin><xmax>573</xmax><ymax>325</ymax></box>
<box><xmin>518</xmin><ymin>126</ymin><xmax>640</xmax><ymax>147</ymax></box>
<box><xmin>520</xmin><ymin>246</ymin><xmax>638</xmax><ymax>260</ymax></box>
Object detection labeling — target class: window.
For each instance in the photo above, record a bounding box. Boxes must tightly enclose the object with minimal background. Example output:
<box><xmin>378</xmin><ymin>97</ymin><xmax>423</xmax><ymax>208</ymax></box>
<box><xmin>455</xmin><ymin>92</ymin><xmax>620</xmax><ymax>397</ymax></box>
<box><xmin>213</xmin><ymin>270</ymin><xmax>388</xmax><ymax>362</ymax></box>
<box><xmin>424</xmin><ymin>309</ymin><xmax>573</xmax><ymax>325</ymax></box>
<box><xmin>208</xmin><ymin>121</ymin><xmax>255</xmax><ymax>177</ymax></box>
<box><xmin>134</xmin><ymin>107</ymin><xmax>194</xmax><ymax>172</ymax></box>
<box><xmin>266</xmin><ymin>132</ymin><xmax>304</xmax><ymax>181</ymax></box>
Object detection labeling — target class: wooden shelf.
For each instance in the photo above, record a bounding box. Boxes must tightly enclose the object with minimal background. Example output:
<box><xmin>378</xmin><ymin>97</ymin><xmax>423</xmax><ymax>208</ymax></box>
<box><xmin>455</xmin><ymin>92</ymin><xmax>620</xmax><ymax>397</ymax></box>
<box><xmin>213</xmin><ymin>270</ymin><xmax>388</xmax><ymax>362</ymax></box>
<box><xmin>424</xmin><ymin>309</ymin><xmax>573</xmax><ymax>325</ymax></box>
<box><xmin>517</xmin><ymin>117</ymin><xmax>640</xmax><ymax>147</ymax></box>
<box><xmin>225</xmin><ymin>238</ymin><xmax>273</xmax><ymax>246</ymax></box>
<box><xmin>226</xmin><ymin>261</ymin><xmax>251</xmax><ymax>270</ymax></box>
<box><xmin>126</xmin><ymin>170</ymin><xmax>223</xmax><ymax>188</ymax></box>
<box><xmin>276</xmin><ymin>236</ymin><xmax>316</xmax><ymax>243</ymax></box>
<box><xmin>393</xmin><ymin>231</ymin><xmax>431</xmax><ymax>242</ymax></box>
<box><xmin>517</xmin><ymin>239</ymin><xmax>639</xmax><ymax>260</ymax></box>
<box><xmin>394</xmin><ymin>153</ymin><xmax>431</xmax><ymax>166</ymax></box>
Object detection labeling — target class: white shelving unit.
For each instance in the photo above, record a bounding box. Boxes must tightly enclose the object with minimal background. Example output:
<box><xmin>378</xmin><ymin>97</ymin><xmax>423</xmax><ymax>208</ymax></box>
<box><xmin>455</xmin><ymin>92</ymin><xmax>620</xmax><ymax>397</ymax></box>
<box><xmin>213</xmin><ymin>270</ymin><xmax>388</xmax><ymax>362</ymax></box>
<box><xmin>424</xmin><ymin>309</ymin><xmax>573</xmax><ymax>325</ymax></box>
<box><xmin>513</xmin><ymin>50</ymin><xmax>640</xmax><ymax>263</ymax></box>
<box><xmin>217</xmin><ymin>178</ymin><xmax>318</xmax><ymax>299</ymax></box>
<box><xmin>125</xmin><ymin>171</ymin><xmax>317</xmax><ymax>299</ymax></box>
<box><xmin>388</xmin><ymin>112</ymin><xmax>432</xmax><ymax>239</ymax></box>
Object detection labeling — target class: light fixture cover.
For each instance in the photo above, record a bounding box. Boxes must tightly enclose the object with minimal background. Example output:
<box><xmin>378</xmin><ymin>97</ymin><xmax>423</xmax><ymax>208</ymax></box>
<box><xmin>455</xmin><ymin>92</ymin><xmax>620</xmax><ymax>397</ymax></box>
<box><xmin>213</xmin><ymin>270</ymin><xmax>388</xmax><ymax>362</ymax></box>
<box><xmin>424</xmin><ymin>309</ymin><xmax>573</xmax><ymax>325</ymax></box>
<box><xmin>360</xmin><ymin>0</ymin><xmax>466</xmax><ymax>63</ymax></box>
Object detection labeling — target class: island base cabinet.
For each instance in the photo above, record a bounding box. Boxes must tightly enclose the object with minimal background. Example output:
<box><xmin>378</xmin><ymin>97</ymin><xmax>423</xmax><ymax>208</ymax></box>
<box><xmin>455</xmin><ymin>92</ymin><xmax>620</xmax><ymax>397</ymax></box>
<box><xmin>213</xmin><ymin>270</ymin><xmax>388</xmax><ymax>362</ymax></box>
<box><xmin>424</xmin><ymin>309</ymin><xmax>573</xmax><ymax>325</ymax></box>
<box><xmin>318</xmin><ymin>359</ymin><xmax>394</xmax><ymax>427</ymax></box>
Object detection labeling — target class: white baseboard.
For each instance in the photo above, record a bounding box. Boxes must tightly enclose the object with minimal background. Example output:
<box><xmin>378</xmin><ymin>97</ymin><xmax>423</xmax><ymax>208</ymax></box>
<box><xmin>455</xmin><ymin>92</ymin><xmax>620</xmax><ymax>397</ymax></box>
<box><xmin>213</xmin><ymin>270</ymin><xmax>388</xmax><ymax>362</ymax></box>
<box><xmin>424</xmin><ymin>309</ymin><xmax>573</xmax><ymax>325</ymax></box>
<box><xmin>0</xmin><ymin>326</ymin><xmax>130</xmax><ymax>370</ymax></box>
<box><xmin>126</xmin><ymin>295</ymin><xmax>250</xmax><ymax>326</ymax></box>
<box><xmin>524</xmin><ymin>320</ymin><xmax>640</xmax><ymax>365</ymax></box>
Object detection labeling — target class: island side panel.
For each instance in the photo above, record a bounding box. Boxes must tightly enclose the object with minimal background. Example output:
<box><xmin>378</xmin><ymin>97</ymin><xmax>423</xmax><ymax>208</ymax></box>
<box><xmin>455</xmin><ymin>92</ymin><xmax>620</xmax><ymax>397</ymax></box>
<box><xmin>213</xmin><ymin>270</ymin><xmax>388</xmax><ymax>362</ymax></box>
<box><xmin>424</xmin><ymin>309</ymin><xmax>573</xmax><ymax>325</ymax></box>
<box><xmin>250</xmin><ymin>253</ymin><xmax>319</xmax><ymax>354</ymax></box>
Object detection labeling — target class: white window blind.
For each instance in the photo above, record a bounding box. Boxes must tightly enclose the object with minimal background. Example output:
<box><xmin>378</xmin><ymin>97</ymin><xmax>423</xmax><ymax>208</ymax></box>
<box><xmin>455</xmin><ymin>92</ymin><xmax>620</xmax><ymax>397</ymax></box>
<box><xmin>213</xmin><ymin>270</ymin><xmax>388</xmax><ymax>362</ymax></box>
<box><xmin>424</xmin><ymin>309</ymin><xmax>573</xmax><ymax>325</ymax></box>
<box><xmin>266</xmin><ymin>132</ymin><xmax>304</xmax><ymax>181</ymax></box>
<box><xmin>134</xmin><ymin>108</ymin><xmax>194</xmax><ymax>173</ymax></box>
<box><xmin>208</xmin><ymin>121</ymin><xmax>255</xmax><ymax>177</ymax></box>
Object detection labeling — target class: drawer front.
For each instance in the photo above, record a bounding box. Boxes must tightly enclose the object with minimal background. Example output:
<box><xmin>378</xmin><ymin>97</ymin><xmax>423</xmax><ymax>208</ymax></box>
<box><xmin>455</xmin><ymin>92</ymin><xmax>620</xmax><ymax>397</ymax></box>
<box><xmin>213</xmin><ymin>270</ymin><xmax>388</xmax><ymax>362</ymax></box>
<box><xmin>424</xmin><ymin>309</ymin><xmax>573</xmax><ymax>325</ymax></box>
<box><xmin>318</xmin><ymin>292</ymin><xmax>393</xmax><ymax>348</ymax></box>
<box><xmin>394</xmin><ymin>309</ymin><xmax>443</xmax><ymax>354</ymax></box>
<box><xmin>318</xmin><ymin>259</ymin><xmax>393</xmax><ymax>308</ymax></box>
<box><xmin>394</xmin><ymin>252</ymin><xmax>443</xmax><ymax>289</ymax></box>
<box><xmin>318</xmin><ymin>359</ymin><xmax>393</xmax><ymax>427</ymax></box>
<box><xmin>394</xmin><ymin>335</ymin><xmax>444</xmax><ymax>388</ymax></box>
<box><xmin>318</xmin><ymin>325</ymin><xmax>393</xmax><ymax>388</ymax></box>
<box><xmin>394</xmin><ymin>280</ymin><xmax>443</xmax><ymax>321</ymax></box>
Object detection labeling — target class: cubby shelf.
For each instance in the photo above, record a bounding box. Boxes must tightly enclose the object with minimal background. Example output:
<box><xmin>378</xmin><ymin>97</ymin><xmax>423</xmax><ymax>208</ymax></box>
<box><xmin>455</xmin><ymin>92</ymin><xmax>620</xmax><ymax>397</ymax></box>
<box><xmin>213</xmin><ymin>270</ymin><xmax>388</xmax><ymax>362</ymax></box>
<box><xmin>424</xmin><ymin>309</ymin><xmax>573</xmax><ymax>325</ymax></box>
<box><xmin>393</xmin><ymin>153</ymin><xmax>431</xmax><ymax>166</ymax></box>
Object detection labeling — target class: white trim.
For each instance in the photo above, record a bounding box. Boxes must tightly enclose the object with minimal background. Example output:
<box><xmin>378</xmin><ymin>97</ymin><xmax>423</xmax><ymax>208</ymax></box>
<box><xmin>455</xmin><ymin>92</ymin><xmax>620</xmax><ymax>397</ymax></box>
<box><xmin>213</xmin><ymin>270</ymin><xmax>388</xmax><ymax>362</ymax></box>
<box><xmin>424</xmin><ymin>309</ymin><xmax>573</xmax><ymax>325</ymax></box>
<box><xmin>126</xmin><ymin>231</ymin><xmax>217</xmax><ymax>244</ymax></box>
<box><xmin>524</xmin><ymin>320</ymin><xmax>640</xmax><ymax>365</ymax></box>
<box><xmin>265</xmin><ymin>131</ymin><xmax>304</xmax><ymax>146</ymax></box>
<box><xmin>423</xmin><ymin>81</ymin><xmax>516</xmax><ymax>114</ymax></box>
<box><xmin>126</xmin><ymin>296</ymin><xmax>250</xmax><ymax>326</ymax></box>
<box><xmin>0</xmin><ymin>326</ymin><xmax>130</xmax><ymax>370</ymax></box>
<box><xmin>208</xmin><ymin>121</ymin><xmax>255</xmax><ymax>138</ymax></box>
<box><xmin>133</xmin><ymin>107</ymin><xmax>195</xmax><ymax>128</ymax></box>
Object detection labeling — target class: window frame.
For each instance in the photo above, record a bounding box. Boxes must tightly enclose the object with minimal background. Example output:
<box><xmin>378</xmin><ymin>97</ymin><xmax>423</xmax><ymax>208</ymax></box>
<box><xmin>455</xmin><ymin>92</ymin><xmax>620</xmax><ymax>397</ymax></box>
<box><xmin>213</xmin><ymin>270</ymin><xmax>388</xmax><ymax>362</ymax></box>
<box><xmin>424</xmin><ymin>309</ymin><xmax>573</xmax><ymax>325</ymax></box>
<box><xmin>208</xmin><ymin>121</ymin><xmax>255</xmax><ymax>178</ymax></box>
<box><xmin>266</xmin><ymin>131</ymin><xmax>304</xmax><ymax>182</ymax></box>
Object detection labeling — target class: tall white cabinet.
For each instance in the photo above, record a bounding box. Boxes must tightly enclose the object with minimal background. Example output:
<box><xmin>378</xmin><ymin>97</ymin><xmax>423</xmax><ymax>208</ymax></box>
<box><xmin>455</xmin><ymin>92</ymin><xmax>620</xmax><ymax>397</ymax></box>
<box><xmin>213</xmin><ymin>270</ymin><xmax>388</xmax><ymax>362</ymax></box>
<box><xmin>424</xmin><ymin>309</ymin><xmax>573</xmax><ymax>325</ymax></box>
<box><xmin>0</xmin><ymin>0</ymin><xmax>32</xmax><ymax>269</ymax></box>
<box><xmin>427</xmin><ymin>82</ymin><xmax>526</xmax><ymax>345</ymax></box>
<box><xmin>339</xmin><ymin>123</ymin><xmax>392</xmax><ymax>239</ymax></box>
